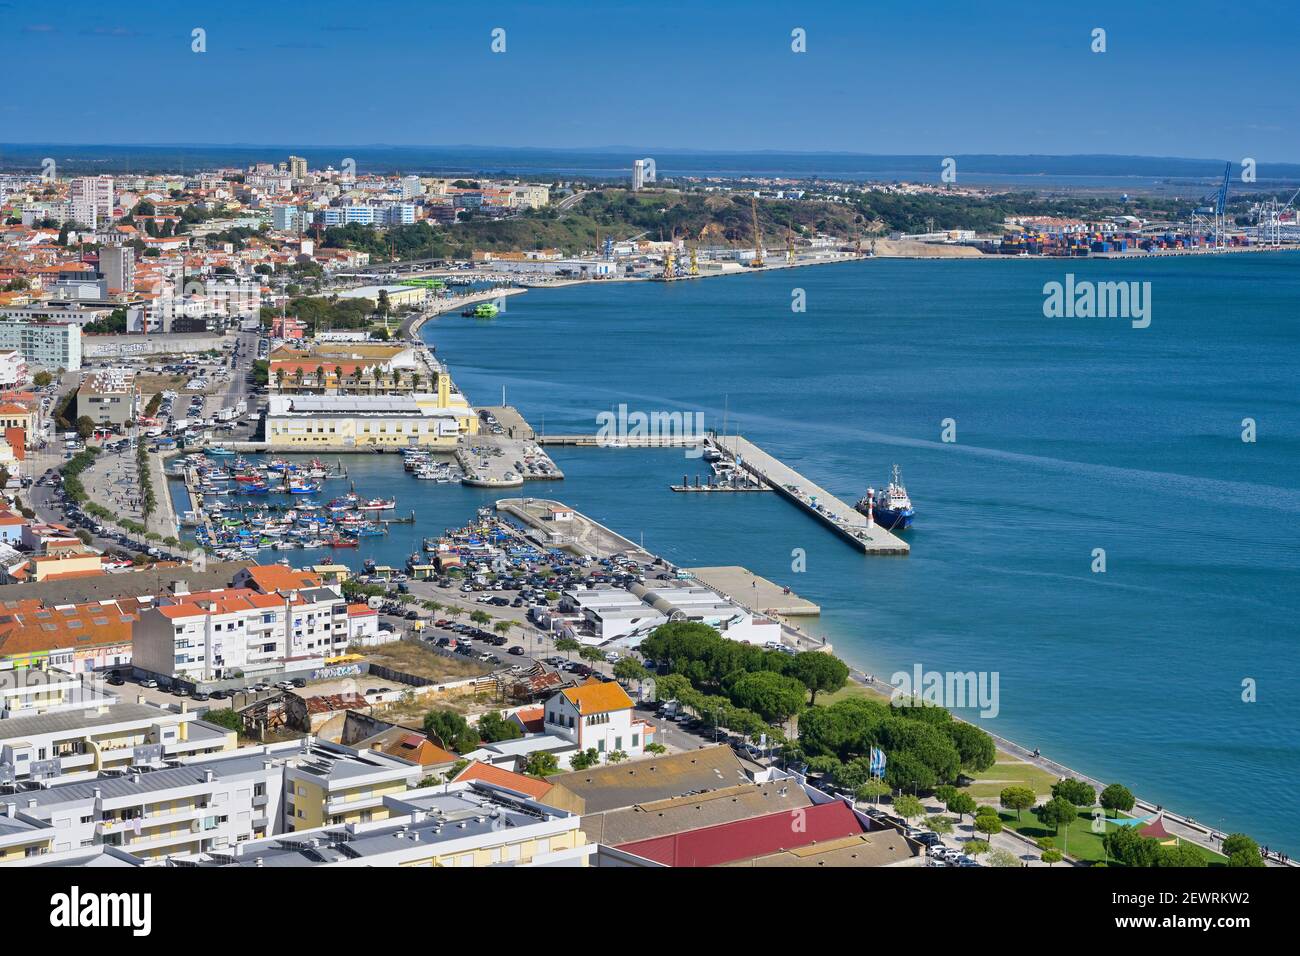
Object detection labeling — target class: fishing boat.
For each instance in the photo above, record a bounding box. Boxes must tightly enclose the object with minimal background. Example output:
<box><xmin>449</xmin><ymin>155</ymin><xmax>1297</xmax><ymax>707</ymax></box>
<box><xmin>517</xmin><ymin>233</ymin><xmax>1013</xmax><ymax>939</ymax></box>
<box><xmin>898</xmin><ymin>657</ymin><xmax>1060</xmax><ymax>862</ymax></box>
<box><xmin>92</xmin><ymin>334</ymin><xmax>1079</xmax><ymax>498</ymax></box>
<box><xmin>287</xmin><ymin>480</ymin><xmax>321</xmax><ymax>495</ymax></box>
<box><xmin>357</xmin><ymin>498</ymin><xmax>396</xmax><ymax>511</ymax></box>
<box><xmin>854</xmin><ymin>465</ymin><xmax>915</xmax><ymax>530</ymax></box>
<box><xmin>352</xmin><ymin>524</ymin><xmax>385</xmax><ymax>537</ymax></box>
<box><xmin>206</xmin><ymin>446</ymin><xmax>236</xmax><ymax>457</ymax></box>
<box><xmin>328</xmin><ymin>535</ymin><xmax>358</xmax><ymax>548</ymax></box>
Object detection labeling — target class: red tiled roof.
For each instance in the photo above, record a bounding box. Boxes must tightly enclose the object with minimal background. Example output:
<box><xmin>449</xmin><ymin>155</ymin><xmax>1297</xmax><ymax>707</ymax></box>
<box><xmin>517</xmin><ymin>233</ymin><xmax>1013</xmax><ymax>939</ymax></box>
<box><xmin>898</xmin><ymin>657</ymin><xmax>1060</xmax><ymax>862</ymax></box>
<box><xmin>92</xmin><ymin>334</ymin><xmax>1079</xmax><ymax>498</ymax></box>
<box><xmin>453</xmin><ymin>760</ymin><xmax>553</xmax><ymax>801</ymax></box>
<box><xmin>615</xmin><ymin>801</ymin><xmax>865</xmax><ymax>868</ymax></box>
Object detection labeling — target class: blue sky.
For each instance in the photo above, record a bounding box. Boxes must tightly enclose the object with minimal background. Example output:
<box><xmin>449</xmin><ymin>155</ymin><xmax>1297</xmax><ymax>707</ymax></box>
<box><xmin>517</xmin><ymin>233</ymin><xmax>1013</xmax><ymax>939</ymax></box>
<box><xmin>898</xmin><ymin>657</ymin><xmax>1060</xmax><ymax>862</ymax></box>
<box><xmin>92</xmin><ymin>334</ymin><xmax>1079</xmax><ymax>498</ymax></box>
<box><xmin>1</xmin><ymin>0</ymin><xmax>1297</xmax><ymax>160</ymax></box>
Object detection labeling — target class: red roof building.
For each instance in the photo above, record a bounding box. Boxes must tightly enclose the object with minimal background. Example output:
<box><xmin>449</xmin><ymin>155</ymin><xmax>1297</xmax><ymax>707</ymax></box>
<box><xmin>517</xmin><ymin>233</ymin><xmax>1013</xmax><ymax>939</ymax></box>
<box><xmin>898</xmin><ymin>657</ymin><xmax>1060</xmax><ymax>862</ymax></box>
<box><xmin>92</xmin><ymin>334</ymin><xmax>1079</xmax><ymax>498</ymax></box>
<box><xmin>615</xmin><ymin>801</ymin><xmax>866</xmax><ymax>868</ymax></box>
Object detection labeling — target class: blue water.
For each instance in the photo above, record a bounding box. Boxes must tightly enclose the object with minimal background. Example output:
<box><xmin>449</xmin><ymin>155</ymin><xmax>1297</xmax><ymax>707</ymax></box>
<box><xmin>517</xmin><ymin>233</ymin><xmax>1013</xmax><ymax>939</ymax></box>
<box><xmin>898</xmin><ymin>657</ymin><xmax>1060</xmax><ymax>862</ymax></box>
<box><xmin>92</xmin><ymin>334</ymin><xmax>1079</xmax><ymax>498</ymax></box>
<box><xmin>179</xmin><ymin>254</ymin><xmax>1300</xmax><ymax>849</ymax></box>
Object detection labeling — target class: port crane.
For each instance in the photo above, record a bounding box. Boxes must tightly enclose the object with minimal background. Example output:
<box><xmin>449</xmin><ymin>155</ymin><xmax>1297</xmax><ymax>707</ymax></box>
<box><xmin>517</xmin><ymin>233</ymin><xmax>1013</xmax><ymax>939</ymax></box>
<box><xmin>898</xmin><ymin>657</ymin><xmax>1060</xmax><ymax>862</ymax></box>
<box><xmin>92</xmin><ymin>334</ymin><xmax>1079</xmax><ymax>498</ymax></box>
<box><xmin>749</xmin><ymin>195</ymin><xmax>765</xmax><ymax>267</ymax></box>
<box><xmin>1193</xmin><ymin>162</ymin><xmax>1232</xmax><ymax>250</ymax></box>
<box><xmin>1255</xmin><ymin>187</ymin><xmax>1300</xmax><ymax>247</ymax></box>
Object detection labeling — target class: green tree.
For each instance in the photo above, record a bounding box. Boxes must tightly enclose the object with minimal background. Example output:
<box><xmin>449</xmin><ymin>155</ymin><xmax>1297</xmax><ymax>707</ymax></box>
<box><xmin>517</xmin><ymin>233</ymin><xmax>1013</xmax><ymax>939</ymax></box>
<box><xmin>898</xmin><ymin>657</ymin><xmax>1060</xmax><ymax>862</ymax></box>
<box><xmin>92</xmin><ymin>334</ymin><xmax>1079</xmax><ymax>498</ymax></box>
<box><xmin>965</xmin><ymin>839</ymin><xmax>990</xmax><ymax>859</ymax></box>
<box><xmin>33</xmin><ymin>370</ymin><xmax>53</xmax><ymax>387</ymax></box>
<box><xmin>1103</xmin><ymin>824</ymin><xmax>1161</xmax><ymax>867</ymax></box>
<box><xmin>1156</xmin><ymin>843</ymin><xmax>1208</xmax><ymax>868</ymax></box>
<box><xmin>789</xmin><ymin>651</ymin><xmax>849</xmax><ymax>704</ymax></box>
<box><xmin>607</xmin><ymin>750</ymin><xmax>628</xmax><ymax>764</ymax></box>
<box><xmin>613</xmin><ymin>657</ymin><xmax>650</xmax><ymax>686</ymax></box>
<box><xmin>945</xmin><ymin>791</ymin><xmax>977</xmax><ymax>821</ymax></box>
<box><xmin>987</xmin><ymin>848</ymin><xmax>1019</xmax><ymax>868</ymax></box>
<box><xmin>1036</xmin><ymin>797</ymin><xmax>1079</xmax><ymax>852</ymax></box>
<box><xmin>569</xmin><ymin>748</ymin><xmax>601</xmax><ymax>770</ymax></box>
<box><xmin>524</xmin><ymin>752</ymin><xmax>560</xmax><ymax>777</ymax></box>
<box><xmin>579</xmin><ymin>645</ymin><xmax>605</xmax><ymax>663</ymax></box>
<box><xmin>855</xmin><ymin>778</ymin><xmax>891</xmax><ymax>804</ymax></box>
<box><xmin>470</xmin><ymin>610</ymin><xmax>491</xmax><ymax>626</ymax></box>
<box><xmin>1041</xmin><ymin>847</ymin><xmax>1064</xmax><ymax>866</ymax></box>
<box><xmin>894</xmin><ymin>794</ymin><xmax>924</xmax><ymax>823</ymax></box>
<box><xmin>975</xmin><ymin>812</ymin><xmax>1004</xmax><ymax>840</ymax></box>
<box><xmin>1052</xmin><ymin>778</ymin><xmax>1096</xmax><ymax>807</ymax></box>
<box><xmin>1221</xmin><ymin>833</ymin><xmax>1265</xmax><ymax>868</ymax></box>
<box><xmin>76</xmin><ymin>415</ymin><xmax>95</xmax><ymax>439</ymax></box>
<box><xmin>925</xmin><ymin>815</ymin><xmax>954</xmax><ymax>836</ymax></box>
<box><xmin>644</xmin><ymin>742</ymin><xmax>667</xmax><ymax>755</ymax></box>
<box><xmin>729</xmin><ymin>670</ymin><xmax>806</xmax><ymax>725</ymax></box>
<box><xmin>1099</xmin><ymin>783</ymin><xmax>1135</xmax><ymax>818</ymax></box>
<box><xmin>477</xmin><ymin>710</ymin><xmax>523</xmax><ymax>743</ymax></box>
<box><xmin>422</xmin><ymin>709</ymin><xmax>479</xmax><ymax>753</ymax></box>
<box><xmin>999</xmin><ymin>785</ymin><xmax>1037</xmax><ymax>822</ymax></box>
<box><xmin>555</xmin><ymin>636</ymin><xmax>580</xmax><ymax>658</ymax></box>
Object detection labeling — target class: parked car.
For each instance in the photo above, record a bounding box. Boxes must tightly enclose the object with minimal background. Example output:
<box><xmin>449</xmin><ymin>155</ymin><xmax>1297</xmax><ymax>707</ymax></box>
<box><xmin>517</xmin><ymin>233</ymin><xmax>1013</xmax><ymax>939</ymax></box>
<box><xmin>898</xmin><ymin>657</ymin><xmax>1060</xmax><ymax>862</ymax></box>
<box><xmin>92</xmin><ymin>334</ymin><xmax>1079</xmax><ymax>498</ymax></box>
<box><xmin>508</xmin><ymin>646</ymin><xmax>525</xmax><ymax>656</ymax></box>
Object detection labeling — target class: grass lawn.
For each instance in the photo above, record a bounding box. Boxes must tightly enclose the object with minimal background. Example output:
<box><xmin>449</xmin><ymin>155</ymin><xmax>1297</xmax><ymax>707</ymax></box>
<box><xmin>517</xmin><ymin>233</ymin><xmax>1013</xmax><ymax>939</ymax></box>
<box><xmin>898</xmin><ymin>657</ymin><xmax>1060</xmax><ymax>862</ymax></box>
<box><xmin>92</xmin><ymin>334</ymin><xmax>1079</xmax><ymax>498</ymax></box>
<box><xmin>818</xmin><ymin>681</ymin><xmax>890</xmax><ymax>707</ymax></box>
<box><xmin>994</xmin><ymin>808</ymin><xmax>1228</xmax><ymax>866</ymax></box>
<box><xmin>961</xmin><ymin>758</ymin><xmax>1059</xmax><ymax>802</ymax></box>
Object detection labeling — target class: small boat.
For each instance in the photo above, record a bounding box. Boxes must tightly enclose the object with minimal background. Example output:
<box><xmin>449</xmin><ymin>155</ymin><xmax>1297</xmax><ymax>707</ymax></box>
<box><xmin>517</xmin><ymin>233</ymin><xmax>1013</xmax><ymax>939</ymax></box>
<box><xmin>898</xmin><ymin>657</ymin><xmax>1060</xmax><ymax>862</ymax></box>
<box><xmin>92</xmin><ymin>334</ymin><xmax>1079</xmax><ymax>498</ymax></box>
<box><xmin>854</xmin><ymin>464</ymin><xmax>915</xmax><ymax>530</ymax></box>
<box><xmin>328</xmin><ymin>536</ymin><xmax>358</xmax><ymax>548</ymax></box>
<box><xmin>206</xmin><ymin>446</ymin><xmax>236</xmax><ymax>457</ymax></box>
<box><xmin>357</xmin><ymin>498</ymin><xmax>396</xmax><ymax>511</ymax></box>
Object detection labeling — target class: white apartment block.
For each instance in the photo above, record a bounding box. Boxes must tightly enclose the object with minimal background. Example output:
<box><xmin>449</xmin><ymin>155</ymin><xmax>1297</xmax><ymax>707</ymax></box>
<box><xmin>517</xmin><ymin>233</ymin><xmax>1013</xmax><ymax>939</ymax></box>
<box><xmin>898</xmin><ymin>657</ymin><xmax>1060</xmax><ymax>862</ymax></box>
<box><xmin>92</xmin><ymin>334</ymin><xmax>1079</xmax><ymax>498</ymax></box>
<box><xmin>132</xmin><ymin>585</ymin><xmax>352</xmax><ymax>684</ymax></box>
<box><xmin>69</xmin><ymin>175</ymin><xmax>114</xmax><ymax>225</ymax></box>
<box><xmin>0</xmin><ymin>700</ymin><xmax>235</xmax><ymax>782</ymax></box>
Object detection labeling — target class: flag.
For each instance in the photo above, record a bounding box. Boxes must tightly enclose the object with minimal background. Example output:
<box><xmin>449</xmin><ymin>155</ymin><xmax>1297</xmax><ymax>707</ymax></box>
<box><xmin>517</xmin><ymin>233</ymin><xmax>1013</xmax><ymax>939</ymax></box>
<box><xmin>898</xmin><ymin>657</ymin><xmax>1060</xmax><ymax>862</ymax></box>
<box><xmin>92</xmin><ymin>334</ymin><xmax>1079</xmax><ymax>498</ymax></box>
<box><xmin>870</xmin><ymin>747</ymin><xmax>887</xmax><ymax>777</ymax></box>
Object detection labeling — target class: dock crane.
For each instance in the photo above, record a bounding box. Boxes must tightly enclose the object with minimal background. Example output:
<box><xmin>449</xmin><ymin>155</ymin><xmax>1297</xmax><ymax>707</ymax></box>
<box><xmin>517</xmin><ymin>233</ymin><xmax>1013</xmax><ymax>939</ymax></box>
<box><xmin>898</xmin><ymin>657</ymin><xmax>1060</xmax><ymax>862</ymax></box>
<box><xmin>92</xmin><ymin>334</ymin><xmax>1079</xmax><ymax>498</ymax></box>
<box><xmin>1193</xmin><ymin>162</ymin><xmax>1232</xmax><ymax>249</ymax></box>
<box><xmin>785</xmin><ymin>223</ymin><xmax>795</xmax><ymax>264</ymax></box>
<box><xmin>749</xmin><ymin>195</ymin><xmax>765</xmax><ymax>267</ymax></box>
<box><xmin>1256</xmin><ymin>187</ymin><xmax>1300</xmax><ymax>247</ymax></box>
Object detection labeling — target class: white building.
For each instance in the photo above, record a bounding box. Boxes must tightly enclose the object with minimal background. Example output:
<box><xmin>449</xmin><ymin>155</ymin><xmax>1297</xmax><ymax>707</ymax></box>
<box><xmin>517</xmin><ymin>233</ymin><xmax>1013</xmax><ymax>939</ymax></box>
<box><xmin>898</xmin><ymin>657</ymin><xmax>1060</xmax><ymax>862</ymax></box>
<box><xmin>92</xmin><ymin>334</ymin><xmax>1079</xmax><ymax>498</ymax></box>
<box><xmin>0</xmin><ymin>320</ymin><xmax>82</xmax><ymax>371</ymax></box>
<box><xmin>0</xmin><ymin>700</ymin><xmax>235</xmax><ymax>782</ymax></box>
<box><xmin>0</xmin><ymin>351</ymin><xmax>27</xmax><ymax>389</ymax></box>
<box><xmin>132</xmin><ymin>584</ymin><xmax>350</xmax><ymax>684</ymax></box>
<box><xmin>69</xmin><ymin>176</ymin><xmax>114</xmax><ymax>225</ymax></box>
<box><xmin>541</xmin><ymin>681</ymin><xmax>654</xmax><ymax>762</ymax></box>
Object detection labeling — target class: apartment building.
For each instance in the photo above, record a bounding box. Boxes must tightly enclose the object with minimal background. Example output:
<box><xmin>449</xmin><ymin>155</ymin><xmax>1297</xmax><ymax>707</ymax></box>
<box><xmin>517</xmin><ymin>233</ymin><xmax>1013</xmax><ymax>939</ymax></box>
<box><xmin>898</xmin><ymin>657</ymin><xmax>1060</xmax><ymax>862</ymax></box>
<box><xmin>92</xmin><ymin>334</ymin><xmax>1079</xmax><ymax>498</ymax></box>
<box><xmin>283</xmin><ymin>742</ymin><xmax>421</xmax><ymax>830</ymax></box>
<box><xmin>99</xmin><ymin>243</ymin><xmax>135</xmax><ymax>294</ymax></box>
<box><xmin>69</xmin><ymin>176</ymin><xmax>115</xmax><ymax>223</ymax></box>
<box><xmin>0</xmin><ymin>666</ymin><xmax>115</xmax><ymax>719</ymax></box>
<box><xmin>133</xmin><ymin>578</ymin><xmax>353</xmax><ymax>684</ymax></box>
<box><xmin>181</xmin><ymin>780</ymin><xmax>592</xmax><ymax>867</ymax></box>
<box><xmin>0</xmin><ymin>320</ymin><xmax>82</xmax><ymax>371</ymax></box>
<box><xmin>0</xmin><ymin>739</ymin><xmax>429</xmax><ymax>864</ymax></box>
<box><xmin>0</xmin><ymin>699</ymin><xmax>235</xmax><ymax>782</ymax></box>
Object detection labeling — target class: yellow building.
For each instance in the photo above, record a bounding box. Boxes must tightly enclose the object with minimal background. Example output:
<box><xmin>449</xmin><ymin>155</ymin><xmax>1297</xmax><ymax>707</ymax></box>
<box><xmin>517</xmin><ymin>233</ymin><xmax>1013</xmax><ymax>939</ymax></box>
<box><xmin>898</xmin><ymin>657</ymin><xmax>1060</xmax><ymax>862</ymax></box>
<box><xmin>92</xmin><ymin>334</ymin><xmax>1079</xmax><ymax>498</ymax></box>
<box><xmin>265</xmin><ymin>384</ymin><xmax>477</xmax><ymax>450</ymax></box>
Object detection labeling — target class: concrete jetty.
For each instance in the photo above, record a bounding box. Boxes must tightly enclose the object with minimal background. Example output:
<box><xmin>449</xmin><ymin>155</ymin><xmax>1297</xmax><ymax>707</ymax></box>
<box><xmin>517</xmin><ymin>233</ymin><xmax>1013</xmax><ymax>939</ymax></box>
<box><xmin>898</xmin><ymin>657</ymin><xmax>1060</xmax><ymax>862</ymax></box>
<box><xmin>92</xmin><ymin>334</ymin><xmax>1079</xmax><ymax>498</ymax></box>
<box><xmin>712</xmin><ymin>435</ymin><xmax>909</xmax><ymax>555</ymax></box>
<box><xmin>497</xmin><ymin>497</ymin><xmax>648</xmax><ymax>559</ymax></box>
<box><xmin>685</xmin><ymin>566</ymin><xmax>819</xmax><ymax>616</ymax></box>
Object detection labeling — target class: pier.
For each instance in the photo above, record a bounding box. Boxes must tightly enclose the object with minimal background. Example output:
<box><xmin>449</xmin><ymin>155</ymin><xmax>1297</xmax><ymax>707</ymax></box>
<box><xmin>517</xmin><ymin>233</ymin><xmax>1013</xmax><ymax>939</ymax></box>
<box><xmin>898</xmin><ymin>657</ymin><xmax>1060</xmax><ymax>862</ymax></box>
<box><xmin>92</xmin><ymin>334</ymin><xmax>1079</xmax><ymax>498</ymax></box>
<box><xmin>536</xmin><ymin>434</ymin><xmax>704</xmax><ymax>448</ymax></box>
<box><xmin>712</xmin><ymin>435</ymin><xmax>909</xmax><ymax>555</ymax></box>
